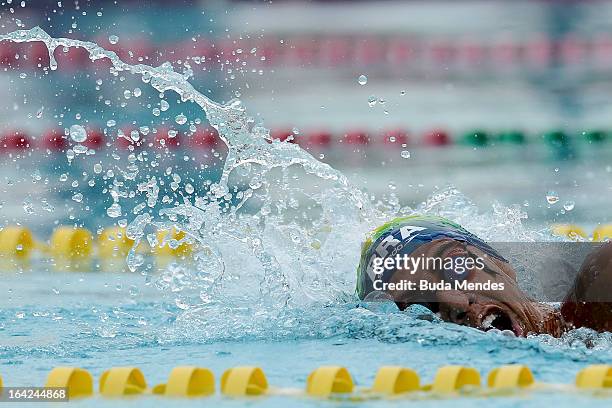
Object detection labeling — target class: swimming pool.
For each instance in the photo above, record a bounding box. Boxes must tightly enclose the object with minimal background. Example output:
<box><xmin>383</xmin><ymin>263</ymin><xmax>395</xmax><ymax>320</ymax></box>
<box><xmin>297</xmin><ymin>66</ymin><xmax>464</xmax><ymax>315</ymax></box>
<box><xmin>1</xmin><ymin>269</ymin><xmax>611</xmax><ymax>407</ymax></box>
<box><xmin>0</xmin><ymin>24</ymin><xmax>611</xmax><ymax>407</ymax></box>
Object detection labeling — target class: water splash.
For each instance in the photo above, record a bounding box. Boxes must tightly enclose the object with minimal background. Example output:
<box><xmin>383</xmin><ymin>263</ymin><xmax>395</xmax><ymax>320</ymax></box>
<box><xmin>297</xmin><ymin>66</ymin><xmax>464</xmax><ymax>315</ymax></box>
<box><xmin>2</xmin><ymin>26</ymin><xmax>601</xmax><ymax>353</ymax></box>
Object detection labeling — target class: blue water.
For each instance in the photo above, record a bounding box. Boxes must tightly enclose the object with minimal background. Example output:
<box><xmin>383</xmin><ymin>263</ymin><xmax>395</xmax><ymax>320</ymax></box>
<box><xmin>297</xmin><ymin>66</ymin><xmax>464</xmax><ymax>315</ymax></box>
<box><xmin>1</xmin><ymin>272</ymin><xmax>611</xmax><ymax>407</ymax></box>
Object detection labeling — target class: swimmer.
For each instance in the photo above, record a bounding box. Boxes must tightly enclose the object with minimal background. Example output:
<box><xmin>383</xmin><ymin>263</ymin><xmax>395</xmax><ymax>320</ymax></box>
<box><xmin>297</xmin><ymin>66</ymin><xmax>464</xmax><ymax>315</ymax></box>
<box><xmin>356</xmin><ymin>215</ymin><xmax>612</xmax><ymax>337</ymax></box>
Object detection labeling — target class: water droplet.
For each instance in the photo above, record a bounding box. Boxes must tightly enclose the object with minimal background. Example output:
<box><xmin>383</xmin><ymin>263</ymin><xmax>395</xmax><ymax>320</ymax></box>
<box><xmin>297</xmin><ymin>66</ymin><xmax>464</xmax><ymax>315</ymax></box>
<box><xmin>106</xmin><ymin>119</ymin><xmax>116</xmax><ymax>127</ymax></box>
<box><xmin>69</xmin><ymin>124</ymin><xmax>87</xmax><ymax>143</ymax></box>
<box><xmin>563</xmin><ymin>200</ymin><xmax>575</xmax><ymax>211</ymax></box>
<box><xmin>160</xmin><ymin>100</ymin><xmax>170</xmax><ymax>111</ymax></box>
<box><xmin>93</xmin><ymin>163</ymin><xmax>102</xmax><ymax>174</ymax></box>
<box><xmin>72</xmin><ymin>193</ymin><xmax>83</xmax><ymax>202</ymax></box>
<box><xmin>400</xmin><ymin>150</ymin><xmax>411</xmax><ymax>159</ymax></box>
<box><xmin>107</xmin><ymin>202</ymin><xmax>122</xmax><ymax>218</ymax></box>
<box><xmin>175</xmin><ymin>114</ymin><xmax>187</xmax><ymax>125</ymax></box>
<box><xmin>108</xmin><ymin>35</ymin><xmax>119</xmax><ymax>45</ymax></box>
<box><xmin>367</xmin><ymin>95</ymin><xmax>377</xmax><ymax>107</ymax></box>
<box><xmin>133</xmin><ymin>87</ymin><xmax>142</xmax><ymax>97</ymax></box>
<box><xmin>73</xmin><ymin>144</ymin><xmax>88</xmax><ymax>154</ymax></box>
<box><xmin>545</xmin><ymin>191</ymin><xmax>559</xmax><ymax>205</ymax></box>
<box><xmin>128</xmin><ymin>285</ymin><xmax>139</xmax><ymax>297</ymax></box>
<box><xmin>358</xmin><ymin>74</ymin><xmax>367</xmax><ymax>85</ymax></box>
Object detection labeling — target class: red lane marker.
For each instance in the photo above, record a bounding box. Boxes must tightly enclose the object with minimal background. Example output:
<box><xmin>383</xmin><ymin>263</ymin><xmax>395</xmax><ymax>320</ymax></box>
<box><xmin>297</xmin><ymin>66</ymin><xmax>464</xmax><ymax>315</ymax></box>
<box><xmin>428</xmin><ymin>39</ymin><xmax>456</xmax><ymax>65</ymax></box>
<box><xmin>381</xmin><ymin>129</ymin><xmax>409</xmax><ymax>146</ymax></box>
<box><xmin>386</xmin><ymin>37</ymin><xmax>415</xmax><ymax>66</ymax></box>
<box><xmin>1</xmin><ymin>130</ymin><xmax>32</xmax><ymax>150</ymax></box>
<box><xmin>285</xmin><ymin>37</ymin><xmax>317</xmax><ymax>67</ymax></box>
<box><xmin>83</xmin><ymin>128</ymin><xmax>105</xmax><ymax>149</ymax></box>
<box><xmin>491</xmin><ymin>35</ymin><xmax>521</xmax><ymax>67</ymax></box>
<box><xmin>114</xmin><ymin>127</ymin><xmax>144</xmax><ymax>150</ymax></box>
<box><xmin>270</xmin><ymin>128</ymin><xmax>295</xmax><ymax>143</ymax></box>
<box><xmin>23</xmin><ymin>42</ymin><xmax>50</xmax><ymax>69</ymax></box>
<box><xmin>524</xmin><ymin>35</ymin><xmax>553</xmax><ymax>68</ymax></box>
<box><xmin>43</xmin><ymin>128</ymin><xmax>68</xmax><ymax>151</ymax></box>
<box><xmin>422</xmin><ymin>129</ymin><xmax>450</xmax><ymax>146</ymax></box>
<box><xmin>304</xmin><ymin>130</ymin><xmax>332</xmax><ymax>148</ymax></box>
<box><xmin>155</xmin><ymin>127</ymin><xmax>182</xmax><ymax>149</ymax></box>
<box><xmin>342</xmin><ymin>130</ymin><xmax>370</xmax><ymax>145</ymax></box>
<box><xmin>593</xmin><ymin>33</ymin><xmax>612</xmax><ymax>69</ymax></box>
<box><xmin>560</xmin><ymin>34</ymin><xmax>589</xmax><ymax>65</ymax></box>
<box><xmin>456</xmin><ymin>37</ymin><xmax>486</xmax><ymax>68</ymax></box>
<box><xmin>319</xmin><ymin>37</ymin><xmax>352</xmax><ymax>67</ymax></box>
<box><xmin>0</xmin><ymin>43</ymin><xmax>16</xmax><ymax>67</ymax></box>
<box><xmin>190</xmin><ymin>127</ymin><xmax>221</xmax><ymax>149</ymax></box>
<box><xmin>354</xmin><ymin>36</ymin><xmax>386</xmax><ymax>67</ymax></box>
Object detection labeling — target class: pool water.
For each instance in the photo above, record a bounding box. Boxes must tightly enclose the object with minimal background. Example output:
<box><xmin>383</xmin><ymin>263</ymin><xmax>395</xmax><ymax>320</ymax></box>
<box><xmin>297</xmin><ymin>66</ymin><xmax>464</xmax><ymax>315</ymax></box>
<box><xmin>1</xmin><ymin>271</ymin><xmax>611</xmax><ymax>407</ymax></box>
<box><xmin>0</xmin><ymin>27</ymin><xmax>610</xmax><ymax>408</ymax></box>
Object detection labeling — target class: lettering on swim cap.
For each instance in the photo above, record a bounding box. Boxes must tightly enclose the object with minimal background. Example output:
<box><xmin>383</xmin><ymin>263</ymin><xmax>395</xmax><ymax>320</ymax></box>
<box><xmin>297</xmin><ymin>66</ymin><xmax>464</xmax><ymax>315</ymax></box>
<box><xmin>366</xmin><ymin>225</ymin><xmax>426</xmax><ymax>281</ymax></box>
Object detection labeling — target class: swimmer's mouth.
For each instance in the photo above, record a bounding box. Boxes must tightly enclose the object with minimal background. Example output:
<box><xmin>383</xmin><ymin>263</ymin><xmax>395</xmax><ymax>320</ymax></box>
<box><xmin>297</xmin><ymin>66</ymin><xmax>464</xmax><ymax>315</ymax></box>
<box><xmin>479</xmin><ymin>306</ymin><xmax>524</xmax><ymax>337</ymax></box>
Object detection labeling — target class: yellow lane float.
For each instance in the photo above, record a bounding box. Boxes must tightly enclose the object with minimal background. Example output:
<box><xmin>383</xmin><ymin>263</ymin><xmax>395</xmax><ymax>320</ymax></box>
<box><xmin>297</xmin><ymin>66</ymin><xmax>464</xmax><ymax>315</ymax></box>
<box><xmin>220</xmin><ymin>366</ymin><xmax>268</xmax><ymax>397</ymax></box>
<box><xmin>306</xmin><ymin>366</ymin><xmax>354</xmax><ymax>397</ymax></box>
<box><xmin>152</xmin><ymin>366</ymin><xmax>215</xmax><ymax>397</ymax></box>
<box><xmin>593</xmin><ymin>225</ymin><xmax>612</xmax><ymax>242</ymax></box>
<box><xmin>575</xmin><ymin>365</ymin><xmax>612</xmax><ymax>389</ymax></box>
<box><xmin>45</xmin><ymin>367</ymin><xmax>93</xmax><ymax>399</ymax></box>
<box><xmin>99</xmin><ymin>367</ymin><xmax>147</xmax><ymax>397</ymax></box>
<box><xmin>487</xmin><ymin>365</ymin><xmax>534</xmax><ymax>389</ymax></box>
<box><xmin>430</xmin><ymin>366</ymin><xmax>481</xmax><ymax>393</ymax></box>
<box><xmin>98</xmin><ymin>226</ymin><xmax>134</xmax><ymax>258</ymax></box>
<box><xmin>551</xmin><ymin>224</ymin><xmax>587</xmax><ymax>240</ymax></box>
<box><xmin>153</xmin><ymin>228</ymin><xmax>193</xmax><ymax>257</ymax></box>
<box><xmin>50</xmin><ymin>226</ymin><xmax>93</xmax><ymax>259</ymax></box>
<box><xmin>0</xmin><ymin>226</ymin><xmax>34</xmax><ymax>259</ymax></box>
<box><xmin>372</xmin><ymin>366</ymin><xmax>420</xmax><ymax>395</ymax></box>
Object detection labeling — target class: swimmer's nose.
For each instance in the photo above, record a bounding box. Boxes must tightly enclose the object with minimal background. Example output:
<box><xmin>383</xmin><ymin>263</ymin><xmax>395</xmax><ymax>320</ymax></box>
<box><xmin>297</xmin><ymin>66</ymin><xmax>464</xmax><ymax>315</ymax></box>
<box><xmin>436</xmin><ymin>290</ymin><xmax>471</xmax><ymax>325</ymax></box>
<box><xmin>448</xmin><ymin>308</ymin><xmax>469</xmax><ymax>325</ymax></box>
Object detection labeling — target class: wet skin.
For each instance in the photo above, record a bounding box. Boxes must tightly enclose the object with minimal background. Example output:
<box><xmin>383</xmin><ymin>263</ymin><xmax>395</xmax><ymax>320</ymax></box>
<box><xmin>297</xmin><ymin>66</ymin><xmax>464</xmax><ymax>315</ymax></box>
<box><xmin>373</xmin><ymin>238</ymin><xmax>612</xmax><ymax>337</ymax></box>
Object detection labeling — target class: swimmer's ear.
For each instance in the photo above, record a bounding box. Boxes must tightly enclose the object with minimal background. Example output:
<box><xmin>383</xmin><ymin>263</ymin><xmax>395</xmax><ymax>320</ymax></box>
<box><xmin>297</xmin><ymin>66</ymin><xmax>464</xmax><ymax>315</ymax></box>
<box><xmin>560</xmin><ymin>242</ymin><xmax>612</xmax><ymax>332</ymax></box>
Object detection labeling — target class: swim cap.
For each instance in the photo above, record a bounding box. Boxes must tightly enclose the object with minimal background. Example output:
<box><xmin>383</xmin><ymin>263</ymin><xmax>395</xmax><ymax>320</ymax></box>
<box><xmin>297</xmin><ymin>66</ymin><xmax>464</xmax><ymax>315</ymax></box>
<box><xmin>356</xmin><ymin>215</ymin><xmax>506</xmax><ymax>299</ymax></box>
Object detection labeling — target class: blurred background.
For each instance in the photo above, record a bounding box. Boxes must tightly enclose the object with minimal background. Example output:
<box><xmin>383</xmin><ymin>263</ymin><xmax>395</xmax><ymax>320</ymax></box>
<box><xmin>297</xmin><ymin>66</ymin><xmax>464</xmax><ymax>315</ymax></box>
<box><xmin>1</xmin><ymin>0</ymin><xmax>611</xmax><ymax>235</ymax></box>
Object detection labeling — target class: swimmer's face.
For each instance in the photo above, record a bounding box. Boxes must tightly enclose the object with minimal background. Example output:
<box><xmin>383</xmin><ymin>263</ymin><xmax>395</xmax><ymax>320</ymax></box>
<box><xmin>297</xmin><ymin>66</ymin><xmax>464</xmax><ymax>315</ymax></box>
<box><xmin>385</xmin><ymin>238</ymin><xmax>541</xmax><ymax>336</ymax></box>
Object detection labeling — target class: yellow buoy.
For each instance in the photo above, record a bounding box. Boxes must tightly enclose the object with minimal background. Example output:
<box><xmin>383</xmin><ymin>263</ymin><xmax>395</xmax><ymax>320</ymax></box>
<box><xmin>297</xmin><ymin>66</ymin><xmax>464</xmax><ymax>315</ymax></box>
<box><xmin>45</xmin><ymin>367</ymin><xmax>93</xmax><ymax>399</ymax></box>
<box><xmin>0</xmin><ymin>226</ymin><xmax>34</xmax><ymax>259</ymax></box>
<box><xmin>50</xmin><ymin>227</ymin><xmax>93</xmax><ymax>259</ymax></box>
<box><xmin>220</xmin><ymin>367</ymin><xmax>268</xmax><ymax>397</ymax></box>
<box><xmin>487</xmin><ymin>365</ymin><xmax>534</xmax><ymax>389</ymax></box>
<box><xmin>551</xmin><ymin>224</ymin><xmax>586</xmax><ymax>240</ymax></box>
<box><xmin>99</xmin><ymin>367</ymin><xmax>147</xmax><ymax>397</ymax></box>
<box><xmin>152</xmin><ymin>366</ymin><xmax>214</xmax><ymax>397</ymax></box>
<box><xmin>431</xmin><ymin>366</ymin><xmax>481</xmax><ymax>393</ymax></box>
<box><xmin>152</xmin><ymin>228</ymin><xmax>192</xmax><ymax>258</ymax></box>
<box><xmin>575</xmin><ymin>365</ymin><xmax>612</xmax><ymax>389</ymax></box>
<box><xmin>306</xmin><ymin>366</ymin><xmax>354</xmax><ymax>397</ymax></box>
<box><xmin>372</xmin><ymin>366</ymin><xmax>419</xmax><ymax>395</ymax></box>
<box><xmin>592</xmin><ymin>225</ymin><xmax>612</xmax><ymax>242</ymax></box>
<box><xmin>98</xmin><ymin>227</ymin><xmax>134</xmax><ymax>258</ymax></box>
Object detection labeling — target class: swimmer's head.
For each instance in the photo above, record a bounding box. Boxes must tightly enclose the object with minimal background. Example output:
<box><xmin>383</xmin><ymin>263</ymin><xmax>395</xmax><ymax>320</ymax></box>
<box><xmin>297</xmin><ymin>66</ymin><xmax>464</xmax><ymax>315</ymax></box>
<box><xmin>356</xmin><ymin>216</ymin><xmax>553</xmax><ymax>336</ymax></box>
